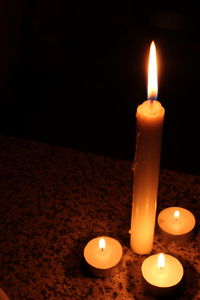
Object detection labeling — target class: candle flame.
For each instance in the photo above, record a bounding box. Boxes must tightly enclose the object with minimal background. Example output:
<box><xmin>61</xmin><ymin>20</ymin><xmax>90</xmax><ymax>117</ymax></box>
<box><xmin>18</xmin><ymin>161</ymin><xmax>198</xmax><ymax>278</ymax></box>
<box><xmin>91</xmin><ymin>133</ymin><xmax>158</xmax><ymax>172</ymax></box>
<box><xmin>99</xmin><ymin>238</ymin><xmax>106</xmax><ymax>251</ymax></box>
<box><xmin>157</xmin><ymin>253</ymin><xmax>165</xmax><ymax>270</ymax></box>
<box><xmin>174</xmin><ymin>210</ymin><xmax>180</xmax><ymax>220</ymax></box>
<box><xmin>148</xmin><ymin>41</ymin><xmax>158</xmax><ymax>100</ymax></box>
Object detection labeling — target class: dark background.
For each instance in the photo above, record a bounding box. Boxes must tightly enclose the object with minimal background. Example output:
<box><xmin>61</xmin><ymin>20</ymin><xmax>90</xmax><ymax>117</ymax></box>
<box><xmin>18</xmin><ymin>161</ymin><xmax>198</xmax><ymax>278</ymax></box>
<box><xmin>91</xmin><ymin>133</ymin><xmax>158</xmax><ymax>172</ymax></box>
<box><xmin>0</xmin><ymin>3</ymin><xmax>200</xmax><ymax>175</ymax></box>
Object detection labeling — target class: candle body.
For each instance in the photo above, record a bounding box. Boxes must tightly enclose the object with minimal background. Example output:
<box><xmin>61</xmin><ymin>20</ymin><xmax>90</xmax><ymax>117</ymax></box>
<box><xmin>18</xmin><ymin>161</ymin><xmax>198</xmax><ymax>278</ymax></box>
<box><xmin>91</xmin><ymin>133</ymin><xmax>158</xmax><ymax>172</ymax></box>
<box><xmin>0</xmin><ymin>288</ymin><xmax>9</xmax><ymax>300</ymax></box>
<box><xmin>157</xmin><ymin>207</ymin><xmax>196</xmax><ymax>244</ymax></box>
<box><xmin>141</xmin><ymin>253</ymin><xmax>184</xmax><ymax>296</ymax></box>
<box><xmin>131</xmin><ymin>100</ymin><xmax>165</xmax><ymax>254</ymax></box>
<box><xmin>84</xmin><ymin>236</ymin><xmax>123</xmax><ymax>277</ymax></box>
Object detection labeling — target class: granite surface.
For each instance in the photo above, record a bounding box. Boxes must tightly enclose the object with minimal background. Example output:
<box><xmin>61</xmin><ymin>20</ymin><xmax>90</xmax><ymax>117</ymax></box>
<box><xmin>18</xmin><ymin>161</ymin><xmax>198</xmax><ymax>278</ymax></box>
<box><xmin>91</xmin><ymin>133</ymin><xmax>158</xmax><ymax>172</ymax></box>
<box><xmin>0</xmin><ymin>133</ymin><xmax>200</xmax><ymax>300</ymax></box>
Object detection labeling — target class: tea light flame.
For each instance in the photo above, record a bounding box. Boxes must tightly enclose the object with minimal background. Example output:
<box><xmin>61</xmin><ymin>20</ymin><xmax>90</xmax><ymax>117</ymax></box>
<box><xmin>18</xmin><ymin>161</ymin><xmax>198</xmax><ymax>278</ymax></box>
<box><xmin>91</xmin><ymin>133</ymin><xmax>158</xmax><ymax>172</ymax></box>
<box><xmin>174</xmin><ymin>210</ymin><xmax>180</xmax><ymax>222</ymax></box>
<box><xmin>99</xmin><ymin>238</ymin><xmax>106</xmax><ymax>252</ymax></box>
<box><xmin>148</xmin><ymin>41</ymin><xmax>158</xmax><ymax>100</ymax></box>
<box><xmin>157</xmin><ymin>253</ymin><xmax>165</xmax><ymax>270</ymax></box>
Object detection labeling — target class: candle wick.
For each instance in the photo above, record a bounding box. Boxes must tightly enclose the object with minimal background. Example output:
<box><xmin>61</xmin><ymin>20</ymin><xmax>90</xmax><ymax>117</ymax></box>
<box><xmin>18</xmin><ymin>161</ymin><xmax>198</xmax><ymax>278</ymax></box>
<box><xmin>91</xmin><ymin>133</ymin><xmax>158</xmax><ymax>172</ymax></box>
<box><xmin>149</xmin><ymin>98</ymin><xmax>154</xmax><ymax>103</ymax></box>
<box><xmin>147</xmin><ymin>98</ymin><xmax>155</xmax><ymax>105</ymax></box>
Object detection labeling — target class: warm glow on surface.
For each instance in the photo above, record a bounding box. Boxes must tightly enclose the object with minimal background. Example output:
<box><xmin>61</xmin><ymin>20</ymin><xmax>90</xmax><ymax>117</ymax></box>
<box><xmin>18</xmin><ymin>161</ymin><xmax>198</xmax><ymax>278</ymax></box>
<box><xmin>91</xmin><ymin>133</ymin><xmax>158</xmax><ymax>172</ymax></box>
<box><xmin>148</xmin><ymin>41</ymin><xmax>158</xmax><ymax>100</ymax></box>
<box><xmin>157</xmin><ymin>253</ymin><xmax>165</xmax><ymax>270</ymax></box>
<box><xmin>174</xmin><ymin>210</ymin><xmax>180</xmax><ymax>221</ymax></box>
<box><xmin>99</xmin><ymin>238</ymin><xmax>106</xmax><ymax>251</ymax></box>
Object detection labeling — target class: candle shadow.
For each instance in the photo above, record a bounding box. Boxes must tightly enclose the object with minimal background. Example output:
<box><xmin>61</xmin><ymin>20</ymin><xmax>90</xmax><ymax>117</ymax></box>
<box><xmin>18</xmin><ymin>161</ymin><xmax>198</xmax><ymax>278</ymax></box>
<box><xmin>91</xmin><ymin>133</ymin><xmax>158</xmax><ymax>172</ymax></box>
<box><xmin>62</xmin><ymin>235</ymin><xmax>94</xmax><ymax>278</ymax></box>
<box><xmin>125</xmin><ymin>251</ymin><xmax>151</xmax><ymax>300</ymax></box>
<box><xmin>117</xmin><ymin>233</ymin><xmax>130</xmax><ymax>248</ymax></box>
<box><xmin>141</xmin><ymin>279</ymin><xmax>184</xmax><ymax>300</ymax></box>
<box><xmin>177</xmin><ymin>258</ymin><xmax>199</xmax><ymax>300</ymax></box>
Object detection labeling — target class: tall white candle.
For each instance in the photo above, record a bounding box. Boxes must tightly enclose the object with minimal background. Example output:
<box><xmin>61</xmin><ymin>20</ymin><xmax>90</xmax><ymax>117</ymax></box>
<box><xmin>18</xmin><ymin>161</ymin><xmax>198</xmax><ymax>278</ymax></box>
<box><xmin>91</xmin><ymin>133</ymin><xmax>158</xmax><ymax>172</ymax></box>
<box><xmin>130</xmin><ymin>41</ymin><xmax>165</xmax><ymax>254</ymax></box>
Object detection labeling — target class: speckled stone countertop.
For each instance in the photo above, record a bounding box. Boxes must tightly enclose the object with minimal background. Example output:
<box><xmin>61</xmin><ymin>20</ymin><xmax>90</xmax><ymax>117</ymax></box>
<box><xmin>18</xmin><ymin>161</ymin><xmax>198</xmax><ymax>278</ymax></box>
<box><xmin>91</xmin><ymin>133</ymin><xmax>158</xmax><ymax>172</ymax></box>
<box><xmin>0</xmin><ymin>133</ymin><xmax>200</xmax><ymax>300</ymax></box>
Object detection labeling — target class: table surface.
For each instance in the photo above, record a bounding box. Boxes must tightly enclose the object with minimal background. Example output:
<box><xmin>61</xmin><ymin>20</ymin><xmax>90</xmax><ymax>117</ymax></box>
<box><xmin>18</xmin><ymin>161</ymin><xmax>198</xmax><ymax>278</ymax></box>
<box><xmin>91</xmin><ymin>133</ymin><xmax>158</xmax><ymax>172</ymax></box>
<box><xmin>0</xmin><ymin>133</ymin><xmax>200</xmax><ymax>300</ymax></box>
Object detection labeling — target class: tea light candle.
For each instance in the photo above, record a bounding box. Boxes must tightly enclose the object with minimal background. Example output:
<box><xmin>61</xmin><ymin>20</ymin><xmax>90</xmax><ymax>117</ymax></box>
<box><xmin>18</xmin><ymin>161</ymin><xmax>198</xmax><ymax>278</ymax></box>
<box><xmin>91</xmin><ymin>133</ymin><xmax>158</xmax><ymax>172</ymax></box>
<box><xmin>84</xmin><ymin>236</ymin><xmax>123</xmax><ymax>277</ymax></box>
<box><xmin>157</xmin><ymin>207</ymin><xmax>196</xmax><ymax>243</ymax></box>
<box><xmin>141</xmin><ymin>253</ymin><xmax>184</xmax><ymax>296</ymax></box>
